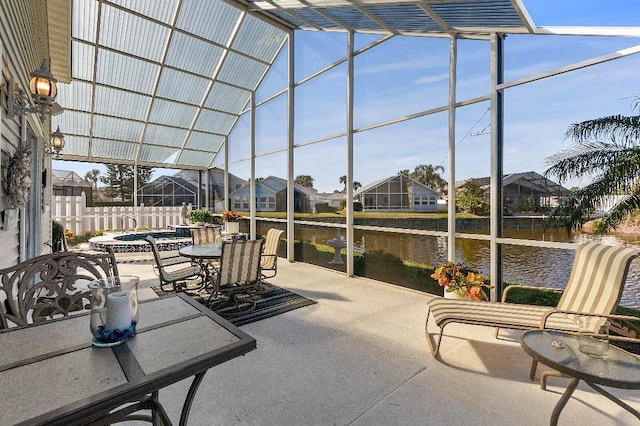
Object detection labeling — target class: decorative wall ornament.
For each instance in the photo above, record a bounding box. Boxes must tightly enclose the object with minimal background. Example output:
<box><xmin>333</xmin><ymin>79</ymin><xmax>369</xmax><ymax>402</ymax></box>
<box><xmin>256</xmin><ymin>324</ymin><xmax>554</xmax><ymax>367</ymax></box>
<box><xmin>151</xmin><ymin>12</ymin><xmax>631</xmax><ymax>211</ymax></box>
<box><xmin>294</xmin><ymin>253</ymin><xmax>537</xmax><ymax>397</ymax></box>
<box><xmin>4</xmin><ymin>144</ymin><xmax>32</xmax><ymax>209</ymax></box>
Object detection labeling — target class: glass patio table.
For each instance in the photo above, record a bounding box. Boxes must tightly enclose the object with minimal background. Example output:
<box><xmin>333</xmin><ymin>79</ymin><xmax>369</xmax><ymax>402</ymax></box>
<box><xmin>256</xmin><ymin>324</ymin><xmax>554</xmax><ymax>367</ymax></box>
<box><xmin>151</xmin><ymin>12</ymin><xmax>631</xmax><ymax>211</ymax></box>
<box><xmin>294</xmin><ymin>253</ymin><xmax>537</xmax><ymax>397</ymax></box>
<box><xmin>520</xmin><ymin>330</ymin><xmax>640</xmax><ymax>425</ymax></box>
<box><xmin>179</xmin><ymin>242</ymin><xmax>222</xmax><ymax>286</ymax></box>
<box><xmin>0</xmin><ymin>293</ymin><xmax>256</xmax><ymax>426</ymax></box>
<box><xmin>179</xmin><ymin>242</ymin><xmax>222</xmax><ymax>261</ymax></box>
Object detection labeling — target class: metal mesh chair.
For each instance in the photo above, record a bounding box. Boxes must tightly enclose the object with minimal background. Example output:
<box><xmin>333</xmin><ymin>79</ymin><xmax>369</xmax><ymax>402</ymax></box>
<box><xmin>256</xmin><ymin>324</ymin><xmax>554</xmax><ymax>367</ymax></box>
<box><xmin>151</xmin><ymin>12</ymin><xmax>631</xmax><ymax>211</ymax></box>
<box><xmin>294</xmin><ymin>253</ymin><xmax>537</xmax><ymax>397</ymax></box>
<box><xmin>190</xmin><ymin>226</ymin><xmax>221</xmax><ymax>245</ymax></box>
<box><xmin>260</xmin><ymin>228</ymin><xmax>284</xmax><ymax>279</ymax></box>
<box><xmin>254</xmin><ymin>228</ymin><xmax>284</xmax><ymax>294</ymax></box>
<box><xmin>208</xmin><ymin>239</ymin><xmax>264</xmax><ymax>317</ymax></box>
<box><xmin>145</xmin><ymin>235</ymin><xmax>204</xmax><ymax>293</ymax></box>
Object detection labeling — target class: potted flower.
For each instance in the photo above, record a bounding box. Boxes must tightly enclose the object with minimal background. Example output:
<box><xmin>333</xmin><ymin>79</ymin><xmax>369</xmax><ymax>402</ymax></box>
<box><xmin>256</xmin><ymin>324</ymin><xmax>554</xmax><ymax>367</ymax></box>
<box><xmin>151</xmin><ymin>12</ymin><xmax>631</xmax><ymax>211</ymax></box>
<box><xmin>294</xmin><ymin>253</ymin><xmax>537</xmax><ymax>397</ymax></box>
<box><xmin>430</xmin><ymin>261</ymin><xmax>493</xmax><ymax>301</ymax></box>
<box><xmin>222</xmin><ymin>210</ymin><xmax>242</xmax><ymax>234</ymax></box>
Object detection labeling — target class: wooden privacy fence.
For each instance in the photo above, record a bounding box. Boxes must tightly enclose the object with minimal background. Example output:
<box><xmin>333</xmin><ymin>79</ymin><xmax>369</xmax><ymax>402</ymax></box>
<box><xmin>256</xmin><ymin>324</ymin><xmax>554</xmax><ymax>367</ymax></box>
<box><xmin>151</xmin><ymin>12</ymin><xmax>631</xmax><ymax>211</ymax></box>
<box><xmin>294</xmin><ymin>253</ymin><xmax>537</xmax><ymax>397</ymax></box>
<box><xmin>53</xmin><ymin>194</ymin><xmax>184</xmax><ymax>236</ymax></box>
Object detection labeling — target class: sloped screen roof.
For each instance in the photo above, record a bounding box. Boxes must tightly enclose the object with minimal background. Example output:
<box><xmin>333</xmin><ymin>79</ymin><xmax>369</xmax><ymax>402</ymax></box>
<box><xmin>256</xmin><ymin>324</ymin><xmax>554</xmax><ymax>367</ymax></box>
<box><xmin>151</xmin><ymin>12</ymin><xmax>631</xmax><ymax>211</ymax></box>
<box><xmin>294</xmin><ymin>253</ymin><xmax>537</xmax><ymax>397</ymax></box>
<box><xmin>52</xmin><ymin>0</ymin><xmax>534</xmax><ymax>170</ymax></box>
<box><xmin>248</xmin><ymin>0</ymin><xmax>533</xmax><ymax>35</ymax></box>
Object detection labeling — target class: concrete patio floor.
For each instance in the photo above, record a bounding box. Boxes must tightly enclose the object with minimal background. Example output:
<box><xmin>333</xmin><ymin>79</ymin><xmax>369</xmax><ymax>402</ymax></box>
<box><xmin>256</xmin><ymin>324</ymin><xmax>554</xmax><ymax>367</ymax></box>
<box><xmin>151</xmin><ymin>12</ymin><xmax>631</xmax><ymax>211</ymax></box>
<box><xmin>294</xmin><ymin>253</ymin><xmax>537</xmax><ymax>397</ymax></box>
<box><xmin>116</xmin><ymin>256</ymin><xmax>640</xmax><ymax>425</ymax></box>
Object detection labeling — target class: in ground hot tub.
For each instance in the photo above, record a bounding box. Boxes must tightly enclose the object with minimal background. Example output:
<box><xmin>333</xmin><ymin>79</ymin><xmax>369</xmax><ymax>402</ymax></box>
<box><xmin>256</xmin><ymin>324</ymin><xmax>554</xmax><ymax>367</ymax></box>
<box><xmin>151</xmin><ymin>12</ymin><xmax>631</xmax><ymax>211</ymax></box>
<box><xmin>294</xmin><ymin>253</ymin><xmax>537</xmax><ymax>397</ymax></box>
<box><xmin>89</xmin><ymin>230</ymin><xmax>192</xmax><ymax>253</ymax></box>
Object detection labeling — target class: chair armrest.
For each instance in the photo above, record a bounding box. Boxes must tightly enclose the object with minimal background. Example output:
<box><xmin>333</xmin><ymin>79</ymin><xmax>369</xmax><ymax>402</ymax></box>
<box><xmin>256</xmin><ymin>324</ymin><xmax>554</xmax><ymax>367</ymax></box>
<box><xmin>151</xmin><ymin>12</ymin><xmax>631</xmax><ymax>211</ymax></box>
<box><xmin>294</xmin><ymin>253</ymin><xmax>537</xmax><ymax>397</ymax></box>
<box><xmin>160</xmin><ymin>255</ymin><xmax>193</xmax><ymax>267</ymax></box>
<box><xmin>540</xmin><ymin>310</ymin><xmax>640</xmax><ymax>342</ymax></box>
<box><xmin>501</xmin><ymin>284</ymin><xmax>563</xmax><ymax>303</ymax></box>
<box><xmin>260</xmin><ymin>254</ymin><xmax>278</xmax><ymax>268</ymax></box>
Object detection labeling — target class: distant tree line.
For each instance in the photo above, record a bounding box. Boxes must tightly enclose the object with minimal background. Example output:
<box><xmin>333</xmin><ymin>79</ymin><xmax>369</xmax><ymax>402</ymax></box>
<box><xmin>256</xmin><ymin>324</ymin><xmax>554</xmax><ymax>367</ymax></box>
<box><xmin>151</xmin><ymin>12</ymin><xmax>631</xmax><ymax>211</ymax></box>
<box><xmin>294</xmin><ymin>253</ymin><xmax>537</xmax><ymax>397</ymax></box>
<box><xmin>84</xmin><ymin>165</ymin><xmax>154</xmax><ymax>202</ymax></box>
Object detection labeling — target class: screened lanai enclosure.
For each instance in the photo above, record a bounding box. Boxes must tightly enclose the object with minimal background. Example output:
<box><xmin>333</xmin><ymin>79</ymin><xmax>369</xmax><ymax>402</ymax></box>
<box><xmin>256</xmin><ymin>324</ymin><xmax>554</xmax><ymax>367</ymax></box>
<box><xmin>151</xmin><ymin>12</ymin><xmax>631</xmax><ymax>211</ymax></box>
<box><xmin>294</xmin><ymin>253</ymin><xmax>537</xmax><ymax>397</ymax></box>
<box><xmin>3</xmin><ymin>0</ymin><xmax>640</xmax><ymax>301</ymax></box>
<box><xmin>137</xmin><ymin>175</ymin><xmax>198</xmax><ymax>207</ymax></box>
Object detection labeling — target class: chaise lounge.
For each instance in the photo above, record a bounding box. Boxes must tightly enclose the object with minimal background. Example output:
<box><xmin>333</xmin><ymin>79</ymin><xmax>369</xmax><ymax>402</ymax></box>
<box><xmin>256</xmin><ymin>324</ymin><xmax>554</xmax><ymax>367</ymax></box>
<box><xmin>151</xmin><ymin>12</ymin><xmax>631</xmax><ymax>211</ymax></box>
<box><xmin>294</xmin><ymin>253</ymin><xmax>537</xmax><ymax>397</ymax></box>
<box><xmin>425</xmin><ymin>242</ymin><xmax>640</xmax><ymax>359</ymax></box>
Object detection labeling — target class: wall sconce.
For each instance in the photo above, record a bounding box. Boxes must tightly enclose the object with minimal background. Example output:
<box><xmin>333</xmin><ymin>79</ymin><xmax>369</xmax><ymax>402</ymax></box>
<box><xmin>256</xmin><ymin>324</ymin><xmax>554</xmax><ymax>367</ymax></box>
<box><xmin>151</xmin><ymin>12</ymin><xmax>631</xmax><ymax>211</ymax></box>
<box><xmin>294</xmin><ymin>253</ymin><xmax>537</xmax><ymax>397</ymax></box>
<box><xmin>48</xmin><ymin>126</ymin><xmax>65</xmax><ymax>158</ymax></box>
<box><xmin>8</xmin><ymin>59</ymin><xmax>60</xmax><ymax>120</ymax></box>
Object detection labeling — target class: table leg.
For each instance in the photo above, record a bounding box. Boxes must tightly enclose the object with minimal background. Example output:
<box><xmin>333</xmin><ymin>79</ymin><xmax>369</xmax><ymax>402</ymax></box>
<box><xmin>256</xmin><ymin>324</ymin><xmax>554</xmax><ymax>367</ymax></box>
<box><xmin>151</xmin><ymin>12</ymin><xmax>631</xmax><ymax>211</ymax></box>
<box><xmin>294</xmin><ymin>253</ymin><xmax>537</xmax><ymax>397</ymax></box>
<box><xmin>551</xmin><ymin>377</ymin><xmax>580</xmax><ymax>426</ymax></box>
<box><xmin>586</xmin><ymin>381</ymin><xmax>640</xmax><ymax>421</ymax></box>
<box><xmin>179</xmin><ymin>371</ymin><xmax>207</xmax><ymax>426</ymax></box>
<box><xmin>194</xmin><ymin>259</ymin><xmax>216</xmax><ymax>293</ymax></box>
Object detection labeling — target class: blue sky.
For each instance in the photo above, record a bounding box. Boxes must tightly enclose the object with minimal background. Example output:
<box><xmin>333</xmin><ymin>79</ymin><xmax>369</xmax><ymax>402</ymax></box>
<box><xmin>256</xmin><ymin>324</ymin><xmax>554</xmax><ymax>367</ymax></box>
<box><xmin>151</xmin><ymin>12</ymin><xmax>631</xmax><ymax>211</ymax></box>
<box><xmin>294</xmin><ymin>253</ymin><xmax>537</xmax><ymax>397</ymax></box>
<box><xmin>55</xmin><ymin>1</ymin><xmax>640</xmax><ymax>193</ymax></box>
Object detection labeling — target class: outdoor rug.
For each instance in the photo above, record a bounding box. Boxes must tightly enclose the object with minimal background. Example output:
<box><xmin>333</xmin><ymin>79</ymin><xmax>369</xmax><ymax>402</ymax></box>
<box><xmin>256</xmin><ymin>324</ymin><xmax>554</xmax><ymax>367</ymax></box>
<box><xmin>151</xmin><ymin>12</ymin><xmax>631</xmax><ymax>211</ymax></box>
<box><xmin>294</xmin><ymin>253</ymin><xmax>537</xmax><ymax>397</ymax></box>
<box><xmin>152</xmin><ymin>284</ymin><xmax>316</xmax><ymax>327</ymax></box>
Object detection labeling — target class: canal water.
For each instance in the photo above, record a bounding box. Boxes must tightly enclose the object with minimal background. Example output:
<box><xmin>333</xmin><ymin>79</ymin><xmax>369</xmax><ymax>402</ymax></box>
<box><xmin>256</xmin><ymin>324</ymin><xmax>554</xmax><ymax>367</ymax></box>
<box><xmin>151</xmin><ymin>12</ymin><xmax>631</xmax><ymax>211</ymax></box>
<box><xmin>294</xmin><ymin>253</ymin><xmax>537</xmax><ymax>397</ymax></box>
<box><xmin>264</xmin><ymin>223</ymin><xmax>640</xmax><ymax>309</ymax></box>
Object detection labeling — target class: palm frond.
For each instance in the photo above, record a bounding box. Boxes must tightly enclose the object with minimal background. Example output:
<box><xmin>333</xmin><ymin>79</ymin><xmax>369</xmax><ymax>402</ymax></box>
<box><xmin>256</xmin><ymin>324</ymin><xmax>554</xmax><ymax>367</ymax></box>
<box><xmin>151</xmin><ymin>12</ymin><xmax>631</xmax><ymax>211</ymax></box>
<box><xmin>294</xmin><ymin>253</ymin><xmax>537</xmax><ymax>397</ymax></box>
<box><xmin>545</xmin><ymin>142</ymin><xmax>640</xmax><ymax>183</ymax></box>
<box><xmin>595</xmin><ymin>190</ymin><xmax>640</xmax><ymax>234</ymax></box>
<box><xmin>546</xmin><ymin>163</ymin><xmax>640</xmax><ymax>233</ymax></box>
<box><xmin>564</xmin><ymin>115</ymin><xmax>640</xmax><ymax>144</ymax></box>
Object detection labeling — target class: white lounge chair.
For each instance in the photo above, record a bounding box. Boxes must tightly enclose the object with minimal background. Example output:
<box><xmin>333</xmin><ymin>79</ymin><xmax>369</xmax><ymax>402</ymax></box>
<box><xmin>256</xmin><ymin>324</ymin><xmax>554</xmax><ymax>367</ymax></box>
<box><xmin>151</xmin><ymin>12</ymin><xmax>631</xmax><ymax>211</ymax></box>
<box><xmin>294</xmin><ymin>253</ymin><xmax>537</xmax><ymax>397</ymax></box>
<box><xmin>426</xmin><ymin>242</ymin><xmax>640</xmax><ymax>363</ymax></box>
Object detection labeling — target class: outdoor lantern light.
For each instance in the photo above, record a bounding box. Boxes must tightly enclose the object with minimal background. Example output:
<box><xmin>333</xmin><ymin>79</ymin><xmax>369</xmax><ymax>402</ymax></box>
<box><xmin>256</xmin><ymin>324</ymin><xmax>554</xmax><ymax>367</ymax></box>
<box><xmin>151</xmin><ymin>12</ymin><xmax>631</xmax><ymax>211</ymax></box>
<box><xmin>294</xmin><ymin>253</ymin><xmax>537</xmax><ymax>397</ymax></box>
<box><xmin>49</xmin><ymin>126</ymin><xmax>65</xmax><ymax>158</ymax></box>
<box><xmin>8</xmin><ymin>59</ymin><xmax>60</xmax><ymax>119</ymax></box>
<box><xmin>30</xmin><ymin>59</ymin><xmax>58</xmax><ymax>105</ymax></box>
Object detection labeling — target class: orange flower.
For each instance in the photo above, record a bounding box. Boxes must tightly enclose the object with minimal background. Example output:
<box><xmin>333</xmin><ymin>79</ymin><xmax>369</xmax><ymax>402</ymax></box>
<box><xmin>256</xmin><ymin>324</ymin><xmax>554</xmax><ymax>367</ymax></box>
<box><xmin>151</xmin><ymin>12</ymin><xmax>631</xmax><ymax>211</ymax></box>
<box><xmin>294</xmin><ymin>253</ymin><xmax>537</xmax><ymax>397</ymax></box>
<box><xmin>431</xmin><ymin>260</ymin><xmax>493</xmax><ymax>301</ymax></box>
<box><xmin>467</xmin><ymin>286</ymin><xmax>483</xmax><ymax>301</ymax></box>
<box><xmin>222</xmin><ymin>210</ymin><xmax>242</xmax><ymax>222</ymax></box>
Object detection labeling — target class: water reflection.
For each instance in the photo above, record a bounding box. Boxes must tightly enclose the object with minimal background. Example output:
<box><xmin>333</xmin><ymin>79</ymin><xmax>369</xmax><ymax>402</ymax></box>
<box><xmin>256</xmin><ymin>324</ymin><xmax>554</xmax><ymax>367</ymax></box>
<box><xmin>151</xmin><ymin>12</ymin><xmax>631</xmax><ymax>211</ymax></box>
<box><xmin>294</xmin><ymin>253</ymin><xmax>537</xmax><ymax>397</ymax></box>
<box><xmin>257</xmin><ymin>223</ymin><xmax>640</xmax><ymax>309</ymax></box>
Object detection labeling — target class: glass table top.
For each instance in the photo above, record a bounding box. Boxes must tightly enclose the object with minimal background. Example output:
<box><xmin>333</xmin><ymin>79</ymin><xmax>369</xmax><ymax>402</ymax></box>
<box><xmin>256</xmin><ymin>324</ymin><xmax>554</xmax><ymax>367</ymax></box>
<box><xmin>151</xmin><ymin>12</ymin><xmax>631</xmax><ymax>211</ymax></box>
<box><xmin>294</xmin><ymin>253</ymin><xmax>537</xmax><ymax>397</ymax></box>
<box><xmin>521</xmin><ymin>330</ymin><xmax>640</xmax><ymax>389</ymax></box>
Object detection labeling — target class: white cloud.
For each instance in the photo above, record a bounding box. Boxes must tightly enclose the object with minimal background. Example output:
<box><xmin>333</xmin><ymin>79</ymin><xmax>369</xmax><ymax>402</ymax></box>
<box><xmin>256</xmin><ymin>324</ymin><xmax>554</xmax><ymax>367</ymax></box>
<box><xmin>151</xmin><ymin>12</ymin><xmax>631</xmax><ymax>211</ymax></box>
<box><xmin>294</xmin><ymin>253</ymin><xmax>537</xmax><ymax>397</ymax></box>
<box><xmin>415</xmin><ymin>73</ymin><xmax>449</xmax><ymax>85</ymax></box>
<box><xmin>394</xmin><ymin>156</ymin><xmax>421</xmax><ymax>166</ymax></box>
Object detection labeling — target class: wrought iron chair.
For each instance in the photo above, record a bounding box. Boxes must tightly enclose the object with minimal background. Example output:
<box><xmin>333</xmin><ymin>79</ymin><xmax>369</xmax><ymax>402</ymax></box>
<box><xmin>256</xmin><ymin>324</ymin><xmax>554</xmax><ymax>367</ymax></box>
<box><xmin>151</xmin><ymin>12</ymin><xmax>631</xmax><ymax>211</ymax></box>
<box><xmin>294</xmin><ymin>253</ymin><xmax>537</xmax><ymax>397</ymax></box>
<box><xmin>145</xmin><ymin>235</ymin><xmax>204</xmax><ymax>293</ymax></box>
<box><xmin>208</xmin><ymin>239</ymin><xmax>264</xmax><ymax>317</ymax></box>
<box><xmin>0</xmin><ymin>249</ymin><xmax>119</xmax><ymax>329</ymax></box>
<box><xmin>0</xmin><ymin>249</ymin><xmax>173</xmax><ymax>424</ymax></box>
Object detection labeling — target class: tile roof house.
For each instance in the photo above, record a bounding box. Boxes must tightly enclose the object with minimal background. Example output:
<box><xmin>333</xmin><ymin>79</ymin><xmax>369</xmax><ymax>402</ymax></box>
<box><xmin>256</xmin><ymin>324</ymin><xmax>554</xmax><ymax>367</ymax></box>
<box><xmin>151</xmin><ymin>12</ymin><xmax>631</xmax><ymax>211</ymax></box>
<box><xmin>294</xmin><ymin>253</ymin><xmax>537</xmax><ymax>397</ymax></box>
<box><xmin>354</xmin><ymin>175</ymin><xmax>441</xmax><ymax>212</ymax></box>
<box><xmin>455</xmin><ymin>171</ymin><xmax>570</xmax><ymax>213</ymax></box>
<box><xmin>137</xmin><ymin>169</ymin><xmax>247</xmax><ymax>208</ymax></box>
<box><xmin>229</xmin><ymin>176</ymin><xmax>318</xmax><ymax>213</ymax></box>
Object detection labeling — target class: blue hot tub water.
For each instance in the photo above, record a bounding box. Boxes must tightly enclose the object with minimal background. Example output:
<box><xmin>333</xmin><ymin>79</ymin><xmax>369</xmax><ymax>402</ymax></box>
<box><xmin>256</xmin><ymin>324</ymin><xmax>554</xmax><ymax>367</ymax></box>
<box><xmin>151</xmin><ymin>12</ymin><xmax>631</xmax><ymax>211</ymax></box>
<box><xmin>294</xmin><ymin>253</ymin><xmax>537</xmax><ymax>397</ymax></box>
<box><xmin>113</xmin><ymin>230</ymin><xmax>189</xmax><ymax>241</ymax></box>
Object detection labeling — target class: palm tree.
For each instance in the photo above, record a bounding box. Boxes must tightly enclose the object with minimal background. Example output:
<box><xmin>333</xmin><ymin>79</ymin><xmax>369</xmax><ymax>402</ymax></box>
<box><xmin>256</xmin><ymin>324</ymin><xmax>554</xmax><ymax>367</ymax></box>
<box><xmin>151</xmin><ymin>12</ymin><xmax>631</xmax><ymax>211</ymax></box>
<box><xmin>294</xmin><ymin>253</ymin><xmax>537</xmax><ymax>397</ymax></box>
<box><xmin>294</xmin><ymin>175</ymin><xmax>314</xmax><ymax>188</ymax></box>
<box><xmin>84</xmin><ymin>169</ymin><xmax>100</xmax><ymax>189</ymax></box>
<box><xmin>339</xmin><ymin>175</ymin><xmax>361</xmax><ymax>191</ymax></box>
<box><xmin>339</xmin><ymin>175</ymin><xmax>347</xmax><ymax>190</ymax></box>
<box><xmin>544</xmin><ymin>97</ymin><xmax>640</xmax><ymax>234</ymax></box>
<box><xmin>401</xmin><ymin>164</ymin><xmax>447</xmax><ymax>191</ymax></box>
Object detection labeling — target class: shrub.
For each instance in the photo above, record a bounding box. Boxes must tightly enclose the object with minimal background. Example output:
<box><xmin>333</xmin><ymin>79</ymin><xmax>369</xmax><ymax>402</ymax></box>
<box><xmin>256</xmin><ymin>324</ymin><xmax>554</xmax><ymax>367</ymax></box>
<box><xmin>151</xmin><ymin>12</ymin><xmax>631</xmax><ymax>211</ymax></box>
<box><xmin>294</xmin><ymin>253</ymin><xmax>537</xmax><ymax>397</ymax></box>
<box><xmin>502</xmin><ymin>283</ymin><xmax>562</xmax><ymax>305</ymax></box>
<box><xmin>517</xmin><ymin>196</ymin><xmax>534</xmax><ymax>212</ymax></box>
<box><xmin>187</xmin><ymin>209</ymin><xmax>215</xmax><ymax>224</ymax></box>
<box><xmin>315</xmin><ymin>203</ymin><xmax>337</xmax><ymax>213</ymax></box>
<box><xmin>337</xmin><ymin>200</ymin><xmax>362</xmax><ymax>211</ymax></box>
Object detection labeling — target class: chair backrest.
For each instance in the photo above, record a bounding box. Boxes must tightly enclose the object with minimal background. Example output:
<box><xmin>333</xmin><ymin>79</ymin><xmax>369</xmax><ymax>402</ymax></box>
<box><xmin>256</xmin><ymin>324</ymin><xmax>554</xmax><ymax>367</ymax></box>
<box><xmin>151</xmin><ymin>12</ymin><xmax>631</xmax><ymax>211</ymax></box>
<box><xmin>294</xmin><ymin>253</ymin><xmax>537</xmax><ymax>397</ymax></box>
<box><xmin>51</xmin><ymin>220</ymin><xmax>68</xmax><ymax>252</ymax></box>
<box><xmin>191</xmin><ymin>226</ymin><xmax>220</xmax><ymax>245</ymax></box>
<box><xmin>144</xmin><ymin>235</ymin><xmax>169</xmax><ymax>279</ymax></box>
<box><xmin>0</xmin><ymin>249</ymin><xmax>119</xmax><ymax>328</ymax></box>
<box><xmin>261</xmin><ymin>228</ymin><xmax>284</xmax><ymax>270</ymax></box>
<box><xmin>217</xmin><ymin>239</ymin><xmax>264</xmax><ymax>288</ymax></box>
<box><xmin>557</xmin><ymin>242</ymin><xmax>640</xmax><ymax>316</ymax></box>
